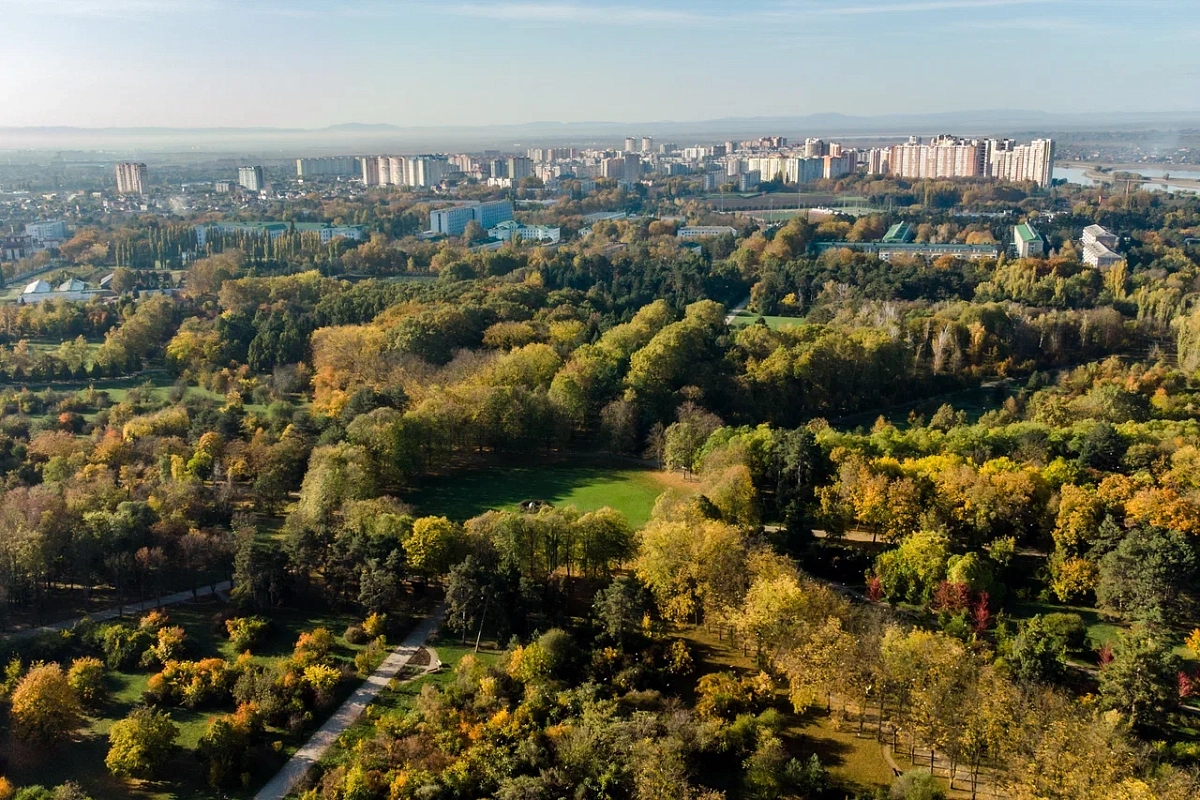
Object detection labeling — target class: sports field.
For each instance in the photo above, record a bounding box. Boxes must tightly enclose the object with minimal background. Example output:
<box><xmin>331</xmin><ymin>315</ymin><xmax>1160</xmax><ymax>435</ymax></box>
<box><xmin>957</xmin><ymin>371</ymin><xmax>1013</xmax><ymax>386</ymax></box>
<box><xmin>406</xmin><ymin>461</ymin><xmax>672</xmax><ymax>528</ymax></box>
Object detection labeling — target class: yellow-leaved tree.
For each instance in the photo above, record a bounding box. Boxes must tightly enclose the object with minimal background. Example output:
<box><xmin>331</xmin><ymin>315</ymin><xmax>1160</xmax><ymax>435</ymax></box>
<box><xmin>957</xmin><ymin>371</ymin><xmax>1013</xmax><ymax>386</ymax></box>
<box><xmin>11</xmin><ymin>663</ymin><xmax>81</xmax><ymax>744</ymax></box>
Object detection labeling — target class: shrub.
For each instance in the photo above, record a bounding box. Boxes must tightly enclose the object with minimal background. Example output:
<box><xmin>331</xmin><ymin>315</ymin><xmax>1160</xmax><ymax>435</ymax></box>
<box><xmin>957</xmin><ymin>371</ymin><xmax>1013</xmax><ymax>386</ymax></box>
<box><xmin>362</xmin><ymin>612</ymin><xmax>388</xmax><ymax>639</ymax></box>
<box><xmin>67</xmin><ymin>657</ymin><xmax>106</xmax><ymax>708</ymax></box>
<box><xmin>141</xmin><ymin>626</ymin><xmax>187</xmax><ymax>668</ymax></box>
<box><xmin>303</xmin><ymin>664</ymin><xmax>341</xmax><ymax>708</ymax></box>
<box><xmin>354</xmin><ymin>637</ymin><xmax>389</xmax><ymax>678</ymax></box>
<box><xmin>344</xmin><ymin>624</ymin><xmax>369</xmax><ymax>645</ymax></box>
<box><xmin>139</xmin><ymin>610</ymin><xmax>169</xmax><ymax>632</ymax></box>
<box><xmin>105</xmin><ymin>706</ymin><xmax>179</xmax><ymax>778</ymax></box>
<box><xmin>1042</xmin><ymin>612</ymin><xmax>1087</xmax><ymax>653</ymax></box>
<box><xmin>149</xmin><ymin>658</ymin><xmax>237</xmax><ymax>709</ymax></box>
<box><xmin>226</xmin><ymin>617</ymin><xmax>270</xmax><ymax>652</ymax></box>
<box><xmin>94</xmin><ymin>623</ymin><xmax>154</xmax><ymax>670</ymax></box>
<box><xmin>890</xmin><ymin>769</ymin><xmax>946</xmax><ymax>800</ymax></box>
<box><xmin>294</xmin><ymin>628</ymin><xmax>335</xmax><ymax>663</ymax></box>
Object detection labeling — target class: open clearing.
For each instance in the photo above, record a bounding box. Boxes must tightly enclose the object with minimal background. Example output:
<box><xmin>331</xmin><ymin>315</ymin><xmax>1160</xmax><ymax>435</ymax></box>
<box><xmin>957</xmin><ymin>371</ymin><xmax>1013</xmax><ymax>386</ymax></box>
<box><xmin>405</xmin><ymin>460</ymin><xmax>673</xmax><ymax>528</ymax></box>
<box><xmin>728</xmin><ymin>310</ymin><xmax>804</xmax><ymax>330</ymax></box>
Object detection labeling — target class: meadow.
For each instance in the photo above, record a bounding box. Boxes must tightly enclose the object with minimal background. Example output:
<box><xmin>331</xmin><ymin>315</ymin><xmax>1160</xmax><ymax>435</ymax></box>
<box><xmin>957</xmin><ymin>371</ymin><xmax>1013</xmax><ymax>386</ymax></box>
<box><xmin>404</xmin><ymin>460</ymin><xmax>674</xmax><ymax>528</ymax></box>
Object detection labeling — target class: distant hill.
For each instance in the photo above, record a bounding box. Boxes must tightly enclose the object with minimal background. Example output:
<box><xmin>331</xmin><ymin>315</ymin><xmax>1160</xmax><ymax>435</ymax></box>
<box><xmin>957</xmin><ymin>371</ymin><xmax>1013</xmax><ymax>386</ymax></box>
<box><xmin>3</xmin><ymin>110</ymin><xmax>1200</xmax><ymax>154</ymax></box>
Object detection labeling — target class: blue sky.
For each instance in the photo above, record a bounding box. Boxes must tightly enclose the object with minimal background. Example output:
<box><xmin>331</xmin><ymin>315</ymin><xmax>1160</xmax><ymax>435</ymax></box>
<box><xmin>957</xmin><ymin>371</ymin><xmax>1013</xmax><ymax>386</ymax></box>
<box><xmin>0</xmin><ymin>0</ymin><xmax>1196</xmax><ymax>128</ymax></box>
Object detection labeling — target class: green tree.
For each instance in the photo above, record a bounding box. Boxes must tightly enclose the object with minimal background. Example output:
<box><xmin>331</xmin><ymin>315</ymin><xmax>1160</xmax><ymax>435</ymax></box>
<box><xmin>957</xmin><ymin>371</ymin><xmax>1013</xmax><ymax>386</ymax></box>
<box><xmin>1098</xmin><ymin>625</ymin><xmax>1182</xmax><ymax>731</ymax></box>
<box><xmin>1096</xmin><ymin>526</ymin><xmax>1195</xmax><ymax>625</ymax></box>
<box><xmin>105</xmin><ymin>707</ymin><xmax>179</xmax><ymax>778</ymax></box>
<box><xmin>1006</xmin><ymin>615</ymin><xmax>1066</xmax><ymax>684</ymax></box>
<box><xmin>593</xmin><ymin>575</ymin><xmax>646</xmax><ymax>648</ymax></box>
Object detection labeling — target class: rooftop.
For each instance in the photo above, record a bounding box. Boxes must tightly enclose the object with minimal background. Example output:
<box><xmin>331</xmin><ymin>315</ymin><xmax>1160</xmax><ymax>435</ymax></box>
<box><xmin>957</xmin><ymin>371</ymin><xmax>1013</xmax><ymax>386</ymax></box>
<box><xmin>1015</xmin><ymin>222</ymin><xmax>1040</xmax><ymax>243</ymax></box>
<box><xmin>883</xmin><ymin>222</ymin><xmax>916</xmax><ymax>243</ymax></box>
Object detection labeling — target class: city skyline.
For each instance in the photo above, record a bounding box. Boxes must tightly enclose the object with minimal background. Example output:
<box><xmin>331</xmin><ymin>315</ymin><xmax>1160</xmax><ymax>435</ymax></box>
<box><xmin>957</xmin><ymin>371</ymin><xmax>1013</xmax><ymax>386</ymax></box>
<box><xmin>0</xmin><ymin>0</ymin><xmax>1197</xmax><ymax>129</ymax></box>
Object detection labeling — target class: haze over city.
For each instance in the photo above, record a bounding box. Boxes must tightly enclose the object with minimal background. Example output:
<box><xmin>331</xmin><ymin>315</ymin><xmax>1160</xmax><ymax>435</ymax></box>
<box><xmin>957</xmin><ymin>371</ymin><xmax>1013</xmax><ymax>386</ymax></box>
<box><xmin>1</xmin><ymin>0</ymin><xmax>1198</xmax><ymax>129</ymax></box>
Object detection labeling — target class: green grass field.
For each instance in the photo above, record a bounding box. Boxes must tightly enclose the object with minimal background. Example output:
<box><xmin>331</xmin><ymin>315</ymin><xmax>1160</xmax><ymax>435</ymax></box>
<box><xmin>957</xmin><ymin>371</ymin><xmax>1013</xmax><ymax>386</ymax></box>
<box><xmin>405</xmin><ymin>461</ymin><xmax>672</xmax><ymax>528</ymax></box>
<box><xmin>729</xmin><ymin>310</ymin><xmax>804</xmax><ymax>330</ymax></box>
<box><xmin>0</xmin><ymin>598</ymin><xmax>365</xmax><ymax>800</ymax></box>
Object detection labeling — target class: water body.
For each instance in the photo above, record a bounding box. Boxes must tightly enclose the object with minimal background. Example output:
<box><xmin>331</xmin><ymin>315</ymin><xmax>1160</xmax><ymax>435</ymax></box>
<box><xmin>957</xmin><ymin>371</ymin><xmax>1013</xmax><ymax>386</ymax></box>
<box><xmin>1054</xmin><ymin>165</ymin><xmax>1199</xmax><ymax>194</ymax></box>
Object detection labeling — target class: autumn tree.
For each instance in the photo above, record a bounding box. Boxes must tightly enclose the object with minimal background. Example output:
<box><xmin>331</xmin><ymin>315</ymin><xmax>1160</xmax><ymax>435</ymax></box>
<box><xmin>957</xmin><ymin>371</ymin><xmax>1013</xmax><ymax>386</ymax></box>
<box><xmin>105</xmin><ymin>707</ymin><xmax>179</xmax><ymax>778</ymax></box>
<box><xmin>11</xmin><ymin>664</ymin><xmax>81</xmax><ymax>744</ymax></box>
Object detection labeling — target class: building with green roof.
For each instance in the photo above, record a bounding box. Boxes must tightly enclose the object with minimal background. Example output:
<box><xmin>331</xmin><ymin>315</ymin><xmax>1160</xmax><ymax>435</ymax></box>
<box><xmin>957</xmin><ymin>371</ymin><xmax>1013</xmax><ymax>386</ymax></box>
<box><xmin>882</xmin><ymin>222</ymin><xmax>915</xmax><ymax>243</ymax></box>
<box><xmin>1013</xmin><ymin>222</ymin><xmax>1044</xmax><ymax>258</ymax></box>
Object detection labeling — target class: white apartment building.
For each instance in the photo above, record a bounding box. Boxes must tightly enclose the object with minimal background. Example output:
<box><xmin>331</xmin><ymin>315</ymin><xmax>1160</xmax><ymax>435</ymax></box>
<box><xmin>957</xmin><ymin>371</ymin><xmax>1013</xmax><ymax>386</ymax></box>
<box><xmin>24</xmin><ymin>220</ymin><xmax>67</xmax><ymax>241</ymax></box>
<box><xmin>115</xmin><ymin>162</ymin><xmax>147</xmax><ymax>195</ymax></box>
<box><xmin>238</xmin><ymin>166</ymin><xmax>266</xmax><ymax>192</ymax></box>
<box><xmin>429</xmin><ymin>200</ymin><xmax>514</xmax><ymax>236</ymax></box>
<box><xmin>296</xmin><ymin>157</ymin><xmax>357</xmax><ymax>178</ymax></box>
<box><xmin>1082</xmin><ymin>224</ymin><xmax>1121</xmax><ymax>268</ymax></box>
<box><xmin>988</xmin><ymin>138</ymin><xmax>1055</xmax><ymax>187</ymax></box>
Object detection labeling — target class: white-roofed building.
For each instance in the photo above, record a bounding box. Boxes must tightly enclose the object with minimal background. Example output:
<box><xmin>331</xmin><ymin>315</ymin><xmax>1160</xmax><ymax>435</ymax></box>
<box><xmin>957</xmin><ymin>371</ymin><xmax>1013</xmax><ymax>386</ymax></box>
<box><xmin>23</xmin><ymin>280</ymin><xmax>51</xmax><ymax>295</ymax></box>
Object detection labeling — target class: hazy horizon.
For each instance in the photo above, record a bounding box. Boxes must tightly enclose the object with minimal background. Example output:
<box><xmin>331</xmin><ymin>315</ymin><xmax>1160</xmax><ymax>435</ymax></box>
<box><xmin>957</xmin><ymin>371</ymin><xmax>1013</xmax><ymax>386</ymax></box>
<box><xmin>1</xmin><ymin>0</ymin><xmax>1196</xmax><ymax>131</ymax></box>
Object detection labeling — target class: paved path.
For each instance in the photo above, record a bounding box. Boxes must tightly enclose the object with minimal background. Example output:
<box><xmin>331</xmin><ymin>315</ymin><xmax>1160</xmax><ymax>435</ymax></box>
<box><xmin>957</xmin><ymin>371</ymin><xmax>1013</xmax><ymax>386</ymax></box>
<box><xmin>724</xmin><ymin>297</ymin><xmax>750</xmax><ymax>325</ymax></box>
<box><xmin>2</xmin><ymin>581</ymin><xmax>232</xmax><ymax>641</ymax></box>
<box><xmin>254</xmin><ymin>606</ymin><xmax>447</xmax><ymax>800</ymax></box>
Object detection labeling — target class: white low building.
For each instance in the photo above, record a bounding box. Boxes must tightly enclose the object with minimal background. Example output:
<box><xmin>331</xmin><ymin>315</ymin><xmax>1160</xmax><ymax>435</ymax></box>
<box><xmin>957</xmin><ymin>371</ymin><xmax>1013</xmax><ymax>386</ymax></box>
<box><xmin>678</xmin><ymin>226</ymin><xmax>737</xmax><ymax>240</ymax></box>
<box><xmin>488</xmin><ymin>221</ymin><xmax>561</xmax><ymax>243</ymax></box>
<box><xmin>1081</xmin><ymin>224</ymin><xmax>1122</xmax><ymax>269</ymax></box>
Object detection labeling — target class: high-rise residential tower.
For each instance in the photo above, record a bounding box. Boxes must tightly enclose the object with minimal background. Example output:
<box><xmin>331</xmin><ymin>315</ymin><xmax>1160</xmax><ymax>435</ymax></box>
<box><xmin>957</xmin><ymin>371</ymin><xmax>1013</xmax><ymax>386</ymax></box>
<box><xmin>115</xmin><ymin>162</ymin><xmax>147</xmax><ymax>195</ymax></box>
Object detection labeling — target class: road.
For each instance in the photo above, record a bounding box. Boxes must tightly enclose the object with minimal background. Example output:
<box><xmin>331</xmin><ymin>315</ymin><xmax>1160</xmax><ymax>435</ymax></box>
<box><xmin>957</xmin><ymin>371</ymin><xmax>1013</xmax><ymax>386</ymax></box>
<box><xmin>253</xmin><ymin>606</ymin><xmax>447</xmax><ymax>800</ymax></box>
<box><xmin>2</xmin><ymin>581</ymin><xmax>232</xmax><ymax>641</ymax></box>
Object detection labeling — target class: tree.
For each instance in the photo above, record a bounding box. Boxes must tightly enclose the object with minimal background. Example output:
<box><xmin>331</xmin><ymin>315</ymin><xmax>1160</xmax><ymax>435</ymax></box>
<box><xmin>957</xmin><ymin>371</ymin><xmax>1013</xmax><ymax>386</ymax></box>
<box><xmin>406</xmin><ymin>516</ymin><xmax>465</xmax><ymax>579</ymax></box>
<box><xmin>462</xmin><ymin>220</ymin><xmax>487</xmax><ymax>244</ymax></box>
<box><xmin>446</xmin><ymin>556</ymin><xmax>489</xmax><ymax>642</ymax></box>
<box><xmin>1007</xmin><ymin>616</ymin><xmax>1067</xmax><ymax>684</ymax></box>
<box><xmin>358</xmin><ymin>556</ymin><xmax>400</xmax><ymax>614</ymax></box>
<box><xmin>1096</xmin><ymin>526</ymin><xmax>1195</xmax><ymax>625</ymax></box>
<box><xmin>1098</xmin><ymin>625</ymin><xmax>1181</xmax><ymax>731</ymax></box>
<box><xmin>10</xmin><ymin>664</ymin><xmax>81</xmax><ymax>744</ymax></box>
<box><xmin>574</xmin><ymin>507</ymin><xmax>633</xmax><ymax>578</ymax></box>
<box><xmin>593</xmin><ymin>575</ymin><xmax>646</xmax><ymax>648</ymax></box>
<box><xmin>105</xmin><ymin>707</ymin><xmax>179</xmax><ymax>778</ymax></box>
<box><xmin>873</xmin><ymin>531</ymin><xmax>950</xmax><ymax>605</ymax></box>
<box><xmin>197</xmin><ymin>714</ymin><xmax>252</xmax><ymax>789</ymax></box>
<box><xmin>66</xmin><ymin>657</ymin><xmax>106</xmax><ymax>709</ymax></box>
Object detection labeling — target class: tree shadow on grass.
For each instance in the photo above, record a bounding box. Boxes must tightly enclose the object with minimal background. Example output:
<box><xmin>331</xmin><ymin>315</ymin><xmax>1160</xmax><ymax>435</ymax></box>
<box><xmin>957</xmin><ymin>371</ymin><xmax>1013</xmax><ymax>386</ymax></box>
<box><xmin>406</xmin><ymin>463</ymin><xmax>644</xmax><ymax>522</ymax></box>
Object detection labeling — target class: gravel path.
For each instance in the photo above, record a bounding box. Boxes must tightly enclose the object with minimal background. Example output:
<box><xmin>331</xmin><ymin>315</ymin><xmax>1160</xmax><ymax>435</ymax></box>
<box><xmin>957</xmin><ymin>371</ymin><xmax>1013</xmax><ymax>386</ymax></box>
<box><xmin>253</xmin><ymin>606</ymin><xmax>446</xmax><ymax>800</ymax></box>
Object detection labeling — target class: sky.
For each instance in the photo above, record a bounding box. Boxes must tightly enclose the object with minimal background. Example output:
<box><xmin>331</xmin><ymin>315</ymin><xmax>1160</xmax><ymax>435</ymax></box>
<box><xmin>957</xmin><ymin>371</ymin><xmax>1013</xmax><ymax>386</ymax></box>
<box><xmin>0</xmin><ymin>0</ymin><xmax>1197</xmax><ymax>129</ymax></box>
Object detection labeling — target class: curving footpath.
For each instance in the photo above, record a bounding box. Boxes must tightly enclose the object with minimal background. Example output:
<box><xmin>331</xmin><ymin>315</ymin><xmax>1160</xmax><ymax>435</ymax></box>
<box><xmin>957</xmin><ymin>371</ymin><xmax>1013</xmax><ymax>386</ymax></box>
<box><xmin>2</xmin><ymin>581</ymin><xmax>232</xmax><ymax>641</ymax></box>
<box><xmin>254</xmin><ymin>606</ymin><xmax>446</xmax><ymax>800</ymax></box>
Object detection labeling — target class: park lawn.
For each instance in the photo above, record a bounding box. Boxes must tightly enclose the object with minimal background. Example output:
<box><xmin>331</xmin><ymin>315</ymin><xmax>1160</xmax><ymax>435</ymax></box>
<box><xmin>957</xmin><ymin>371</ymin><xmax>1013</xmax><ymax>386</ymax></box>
<box><xmin>728</xmin><ymin>311</ymin><xmax>804</xmax><ymax>330</ymax></box>
<box><xmin>0</xmin><ymin>597</ymin><xmax>367</xmax><ymax>800</ymax></box>
<box><xmin>406</xmin><ymin>461</ymin><xmax>674</xmax><ymax>528</ymax></box>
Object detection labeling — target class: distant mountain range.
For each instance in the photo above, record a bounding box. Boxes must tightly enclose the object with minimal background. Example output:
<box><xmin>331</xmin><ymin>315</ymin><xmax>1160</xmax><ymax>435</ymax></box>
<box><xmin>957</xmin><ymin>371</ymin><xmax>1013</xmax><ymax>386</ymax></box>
<box><xmin>3</xmin><ymin>110</ymin><xmax>1200</xmax><ymax>154</ymax></box>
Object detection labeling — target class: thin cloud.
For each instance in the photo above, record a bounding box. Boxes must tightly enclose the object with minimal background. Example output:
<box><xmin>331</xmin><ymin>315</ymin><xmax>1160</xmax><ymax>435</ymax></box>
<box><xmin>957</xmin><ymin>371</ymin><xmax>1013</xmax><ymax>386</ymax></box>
<box><xmin>1</xmin><ymin>0</ymin><xmax>215</xmax><ymax>18</ymax></box>
<box><xmin>439</xmin><ymin>2</ymin><xmax>717</xmax><ymax>26</ymax></box>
